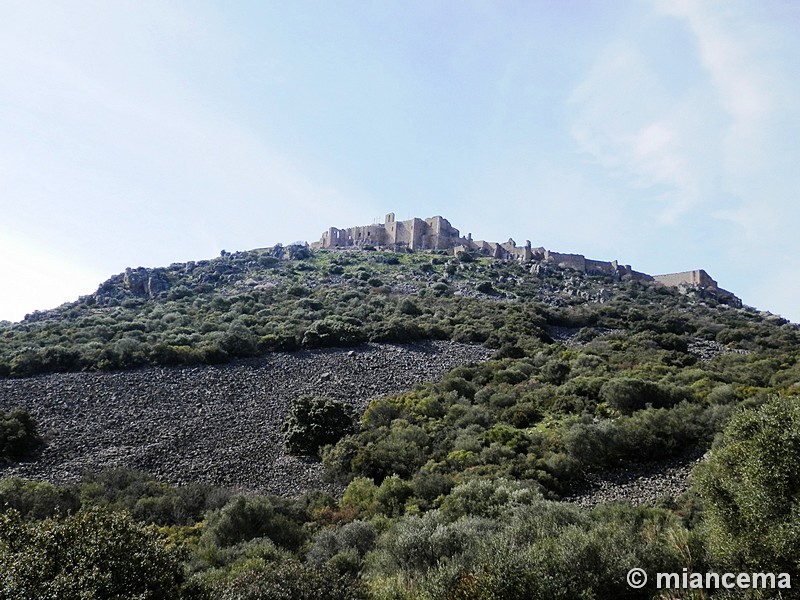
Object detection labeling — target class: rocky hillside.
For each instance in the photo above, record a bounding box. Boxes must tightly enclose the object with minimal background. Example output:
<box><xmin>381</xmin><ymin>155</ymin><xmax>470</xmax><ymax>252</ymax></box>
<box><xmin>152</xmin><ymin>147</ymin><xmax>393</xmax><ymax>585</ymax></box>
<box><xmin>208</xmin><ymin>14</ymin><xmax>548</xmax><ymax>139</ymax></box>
<box><xmin>1</xmin><ymin>246</ymin><xmax>798</xmax><ymax>506</ymax></box>
<box><xmin>2</xmin><ymin>245</ymin><xmax>798</xmax><ymax>600</ymax></box>
<box><xmin>0</xmin><ymin>342</ymin><xmax>491</xmax><ymax>496</ymax></box>
<box><xmin>0</xmin><ymin>246</ymin><xmax>750</xmax><ymax>377</ymax></box>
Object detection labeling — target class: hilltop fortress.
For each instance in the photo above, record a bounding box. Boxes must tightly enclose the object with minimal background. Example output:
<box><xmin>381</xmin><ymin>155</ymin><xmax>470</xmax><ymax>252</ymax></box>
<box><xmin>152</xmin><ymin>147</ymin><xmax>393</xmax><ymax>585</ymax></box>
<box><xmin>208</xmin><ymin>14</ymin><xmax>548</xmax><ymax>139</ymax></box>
<box><xmin>311</xmin><ymin>213</ymin><xmax>740</xmax><ymax>304</ymax></box>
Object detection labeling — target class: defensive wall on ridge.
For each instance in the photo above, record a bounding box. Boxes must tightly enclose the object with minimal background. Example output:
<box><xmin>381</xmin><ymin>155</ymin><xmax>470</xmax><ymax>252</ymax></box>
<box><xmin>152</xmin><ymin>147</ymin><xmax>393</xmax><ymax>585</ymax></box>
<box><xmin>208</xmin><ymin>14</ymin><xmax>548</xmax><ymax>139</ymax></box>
<box><xmin>311</xmin><ymin>213</ymin><xmax>738</xmax><ymax>301</ymax></box>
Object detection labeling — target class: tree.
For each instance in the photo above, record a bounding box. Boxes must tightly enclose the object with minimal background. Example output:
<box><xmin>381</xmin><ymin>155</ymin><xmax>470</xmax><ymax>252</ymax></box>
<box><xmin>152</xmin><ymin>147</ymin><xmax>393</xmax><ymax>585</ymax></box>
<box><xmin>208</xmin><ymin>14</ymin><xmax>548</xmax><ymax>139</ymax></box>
<box><xmin>200</xmin><ymin>495</ymin><xmax>303</xmax><ymax>551</ymax></box>
<box><xmin>301</xmin><ymin>317</ymin><xmax>364</xmax><ymax>348</ymax></box>
<box><xmin>0</xmin><ymin>505</ymin><xmax>198</xmax><ymax>599</ymax></box>
<box><xmin>695</xmin><ymin>396</ymin><xmax>800</xmax><ymax>575</ymax></box>
<box><xmin>0</xmin><ymin>407</ymin><xmax>43</xmax><ymax>463</ymax></box>
<box><xmin>281</xmin><ymin>396</ymin><xmax>355</xmax><ymax>456</ymax></box>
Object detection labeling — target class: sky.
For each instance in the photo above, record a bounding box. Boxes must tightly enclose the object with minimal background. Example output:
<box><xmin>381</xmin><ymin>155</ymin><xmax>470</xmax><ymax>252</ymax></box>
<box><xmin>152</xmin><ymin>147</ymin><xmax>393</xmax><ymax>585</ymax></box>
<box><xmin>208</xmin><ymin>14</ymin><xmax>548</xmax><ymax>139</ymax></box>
<box><xmin>1</xmin><ymin>1</ymin><xmax>799</xmax><ymax>323</ymax></box>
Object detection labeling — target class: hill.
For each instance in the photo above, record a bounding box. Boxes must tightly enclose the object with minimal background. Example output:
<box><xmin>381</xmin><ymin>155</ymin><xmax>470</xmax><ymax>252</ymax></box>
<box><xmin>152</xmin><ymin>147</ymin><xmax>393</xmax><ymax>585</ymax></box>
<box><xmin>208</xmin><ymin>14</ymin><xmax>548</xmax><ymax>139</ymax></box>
<box><xmin>1</xmin><ymin>234</ymin><xmax>800</xmax><ymax>598</ymax></box>
<box><xmin>0</xmin><ymin>240</ymin><xmax>765</xmax><ymax>377</ymax></box>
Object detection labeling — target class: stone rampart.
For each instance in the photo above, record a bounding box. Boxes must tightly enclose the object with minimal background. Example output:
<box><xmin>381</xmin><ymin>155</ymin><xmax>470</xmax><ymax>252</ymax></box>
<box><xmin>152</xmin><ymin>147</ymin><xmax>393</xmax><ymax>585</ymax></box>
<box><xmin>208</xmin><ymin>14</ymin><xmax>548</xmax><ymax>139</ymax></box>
<box><xmin>311</xmin><ymin>213</ymin><xmax>737</xmax><ymax>302</ymax></box>
<box><xmin>653</xmin><ymin>270</ymin><xmax>717</xmax><ymax>288</ymax></box>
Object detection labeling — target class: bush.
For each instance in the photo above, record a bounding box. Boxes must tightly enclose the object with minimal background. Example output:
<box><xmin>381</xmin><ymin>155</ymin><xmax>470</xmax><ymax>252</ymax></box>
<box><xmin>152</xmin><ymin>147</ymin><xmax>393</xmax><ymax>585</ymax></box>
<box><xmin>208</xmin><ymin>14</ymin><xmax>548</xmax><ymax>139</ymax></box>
<box><xmin>302</xmin><ymin>316</ymin><xmax>365</xmax><ymax>348</ymax></box>
<box><xmin>307</xmin><ymin>519</ymin><xmax>377</xmax><ymax>574</ymax></box>
<box><xmin>476</xmin><ymin>281</ymin><xmax>495</xmax><ymax>294</ymax></box>
<box><xmin>397</xmin><ymin>297</ymin><xmax>422</xmax><ymax>316</ymax></box>
<box><xmin>201</xmin><ymin>495</ymin><xmax>304</xmax><ymax>551</ymax></box>
<box><xmin>0</xmin><ymin>478</ymin><xmax>80</xmax><ymax>519</ymax></box>
<box><xmin>372</xmin><ymin>511</ymin><xmax>497</xmax><ymax>576</ymax></box>
<box><xmin>0</xmin><ymin>407</ymin><xmax>43</xmax><ymax>463</ymax></box>
<box><xmin>563</xmin><ymin>402</ymin><xmax>732</xmax><ymax>473</ymax></box>
<box><xmin>599</xmin><ymin>378</ymin><xmax>685</xmax><ymax>415</ymax></box>
<box><xmin>282</xmin><ymin>396</ymin><xmax>355</xmax><ymax>456</ymax></box>
<box><xmin>695</xmin><ymin>396</ymin><xmax>800</xmax><ymax>574</ymax></box>
<box><xmin>439</xmin><ymin>479</ymin><xmax>542</xmax><ymax>521</ymax></box>
<box><xmin>218</xmin><ymin>561</ymin><xmax>368</xmax><ymax>600</ymax></box>
<box><xmin>78</xmin><ymin>468</ymin><xmax>230</xmax><ymax>526</ymax></box>
<box><xmin>0</xmin><ymin>506</ymin><xmax>196</xmax><ymax>599</ymax></box>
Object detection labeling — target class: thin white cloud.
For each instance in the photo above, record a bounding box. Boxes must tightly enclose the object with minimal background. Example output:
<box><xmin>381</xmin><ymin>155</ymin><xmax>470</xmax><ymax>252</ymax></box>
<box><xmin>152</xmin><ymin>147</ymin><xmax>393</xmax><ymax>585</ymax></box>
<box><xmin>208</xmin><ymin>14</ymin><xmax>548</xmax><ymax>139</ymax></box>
<box><xmin>568</xmin><ymin>43</ymin><xmax>714</xmax><ymax>224</ymax></box>
<box><xmin>0</xmin><ymin>2</ymin><xmax>374</xmax><ymax>273</ymax></box>
<box><xmin>653</xmin><ymin>0</ymin><xmax>773</xmax><ymax>178</ymax></box>
<box><xmin>569</xmin><ymin>2</ymin><xmax>796</xmax><ymax>227</ymax></box>
<box><xmin>565</xmin><ymin>3</ymin><xmax>800</xmax><ymax>321</ymax></box>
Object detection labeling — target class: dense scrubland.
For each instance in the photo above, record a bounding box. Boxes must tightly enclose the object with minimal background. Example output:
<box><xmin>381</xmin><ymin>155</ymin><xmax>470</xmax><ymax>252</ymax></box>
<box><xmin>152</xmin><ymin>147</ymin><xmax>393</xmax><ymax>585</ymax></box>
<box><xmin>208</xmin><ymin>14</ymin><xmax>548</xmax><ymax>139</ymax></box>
<box><xmin>1</xmin><ymin>248</ymin><xmax>799</xmax><ymax>598</ymax></box>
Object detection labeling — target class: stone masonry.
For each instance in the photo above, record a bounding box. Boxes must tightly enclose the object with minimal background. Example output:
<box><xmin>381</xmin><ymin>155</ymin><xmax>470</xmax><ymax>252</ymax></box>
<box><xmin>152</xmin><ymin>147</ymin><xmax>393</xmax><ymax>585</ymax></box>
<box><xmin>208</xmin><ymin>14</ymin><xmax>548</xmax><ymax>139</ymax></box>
<box><xmin>311</xmin><ymin>213</ymin><xmax>740</xmax><ymax>303</ymax></box>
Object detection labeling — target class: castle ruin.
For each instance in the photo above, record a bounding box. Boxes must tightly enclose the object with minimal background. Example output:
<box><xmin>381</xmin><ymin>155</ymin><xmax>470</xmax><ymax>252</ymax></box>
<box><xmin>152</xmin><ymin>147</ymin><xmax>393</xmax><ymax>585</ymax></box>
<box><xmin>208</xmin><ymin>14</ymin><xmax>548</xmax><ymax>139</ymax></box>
<box><xmin>311</xmin><ymin>213</ymin><xmax>739</xmax><ymax>303</ymax></box>
<box><xmin>315</xmin><ymin>213</ymin><xmax>461</xmax><ymax>251</ymax></box>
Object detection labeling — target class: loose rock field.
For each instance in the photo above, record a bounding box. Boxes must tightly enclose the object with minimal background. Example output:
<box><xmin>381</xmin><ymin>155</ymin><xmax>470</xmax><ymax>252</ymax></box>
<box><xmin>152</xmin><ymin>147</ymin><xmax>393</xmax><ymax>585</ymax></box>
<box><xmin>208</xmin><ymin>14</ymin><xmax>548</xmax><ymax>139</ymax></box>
<box><xmin>1</xmin><ymin>340</ymin><xmax>704</xmax><ymax>506</ymax></box>
<box><xmin>564</xmin><ymin>448</ymin><xmax>707</xmax><ymax>508</ymax></box>
<box><xmin>0</xmin><ymin>341</ymin><xmax>492</xmax><ymax>496</ymax></box>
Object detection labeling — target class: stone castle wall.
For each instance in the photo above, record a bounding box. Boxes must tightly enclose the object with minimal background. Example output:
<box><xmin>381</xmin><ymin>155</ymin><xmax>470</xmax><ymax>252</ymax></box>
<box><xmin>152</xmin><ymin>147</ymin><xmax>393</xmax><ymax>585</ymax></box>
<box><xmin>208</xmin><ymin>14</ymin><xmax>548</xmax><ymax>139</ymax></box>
<box><xmin>653</xmin><ymin>270</ymin><xmax>716</xmax><ymax>288</ymax></box>
<box><xmin>313</xmin><ymin>213</ymin><xmax>466</xmax><ymax>251</ymax></box>
<box><xmin>311</xmin><ymin>213</ymin><xmax>733</xmax><ymax>298</ymax></box>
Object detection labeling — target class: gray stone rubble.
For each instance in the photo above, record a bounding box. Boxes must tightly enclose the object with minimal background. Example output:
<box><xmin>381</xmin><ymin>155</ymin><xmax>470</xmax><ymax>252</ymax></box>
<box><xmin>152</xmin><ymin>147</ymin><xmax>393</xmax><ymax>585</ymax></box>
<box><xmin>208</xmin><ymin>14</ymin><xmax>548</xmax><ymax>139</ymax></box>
<box><xmin>0</xmin><ymin>341</ymin><xmax>492</xmax><ymax>496</ymax></box>
<box><xmin>564</xmin><ymin>449</ymin><xmax>707</xmax><ymax>507</ymax></box>
<box><xmin>0</xmin><ymin>339</ymin><xmax>705</xmax><ymax>506</ymax></box>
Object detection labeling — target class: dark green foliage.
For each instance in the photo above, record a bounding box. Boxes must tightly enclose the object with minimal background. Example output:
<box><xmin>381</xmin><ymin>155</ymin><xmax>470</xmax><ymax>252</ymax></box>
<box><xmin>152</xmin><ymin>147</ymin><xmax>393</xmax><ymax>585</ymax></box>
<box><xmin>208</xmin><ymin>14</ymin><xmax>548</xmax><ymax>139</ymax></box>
<box><xmin>368</xmin><ymin>501</ymin><xmax>693</xmax><ymax>600</ymax></box>
<box><xmin>217</xmin><ymin>561</ymin><xmax>368</xmax><ymax>600</ymax></box>
<box><xmin>562</xmin><ymin>402</ymin><xmax>733</xmax><ymax>472</ymax></box>
<box><xmin>540</xmin><ymin>359</ymin><xmax>570</xmax><ymax>384</ymax></box>
<box><xmin>307</xmin><ymin>519</ymin><xmax>377</xmax><ymax>575</ymax></box>
<box><xmin>79</xmin><ymin>468</ymin><xmax>230</xmax><ymax>525</ymax></box>
<box><xmin>302</xmin><ymin>316</ymin><xmax>365</xmax><ymax>347</ymax></box>
<box><xmin>201</xmin><ymin>495</ymin><xmax>305</xmax><ymax>551</ymax></box>
<box><xmin>2</xmin><ymin>248</ymin><xmax>795</xmax><ymax>377</ymax></box>
<box><xmin>282</xmin><ymin>396</ymin><xmax>355</xmax><ymax>456</ymax></box>
<box><xmin>0</xmin><ymin>408</ymin><xmax>43</xmax><ymax>463</ymax></box>
<box><xmin>475</xmin><ymin>281</ymin><xmax>495</xmax><ymax>294</ymax></box>
<box><xmin>396</xmin><ymin>297</ymin><xmax>422</xmax><ymax>316</ymax></box>
<box><xmin>695</xmin><ymin>396</ymin><xmax>800</xmax><ymax>575</ymax></box>
<box><xmin>0</xmin><ymin>478</ymin><xmax>80</xmax><ymax>519</ymax></box>
<box><xmin>0</xmin><ymin>505</ymin><xmax>195</xmax><ymax>599</ymax></box>
<box><xmin>438</xmin><ymin>478</ymin><xmax>542</xmax><ymax>520</ymax></box>
<box><xmin>348</xmin><ymin>421</ymin><xmax>430</xmax><ymax>482</ymax></box>
<box><xmin>3</xmin><ymin>246</ymin><xmax>800</xmax><ymax>596</ymax></box>
<box><xmin>599</xmin><ymin>378</ymin><xmax>686</xmax><ymax>414</ymax></box>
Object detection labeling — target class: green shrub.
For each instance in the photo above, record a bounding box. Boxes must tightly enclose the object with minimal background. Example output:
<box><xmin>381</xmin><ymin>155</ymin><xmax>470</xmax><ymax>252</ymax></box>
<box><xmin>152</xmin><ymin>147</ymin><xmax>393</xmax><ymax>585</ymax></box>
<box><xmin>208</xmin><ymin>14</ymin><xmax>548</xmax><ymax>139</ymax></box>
<box><xmin>501</xmin><ymin>402</ymin><xmax>541</xmax><ymax>428</ymax></box>
<box><xmin>307</xmin><ymin>519</ymin><xmax>377</xmax><ymax>574</ymax></box>
<box><xmin>563</xmin><ymin>402</ymin><xmax>732</xmax><ymax>473</ymax></box>
<box><xmin>302</xmin><ymin>316</ymin><xmax>365</xmax><ymax>347</ymax></box>
<box><xmin>372</xmin><ymin>511</ymin><xmax>497</xmax><ymax>576</ymax></box>
<box><xmin>0</xmin><ymin>506</ymin><xmax>196</xmax><ymax>599</ymax></box>
<box><xmin>0</xmin><ymin>478</ymin><xmax>80</xmax><ymax>520</ymax></box>
<box><xmin>599</xmin><ymin>378</ymin><xmax>685</xmax><ymax>414</ymax></box>
<box><xmin>282</xmin><ymin>396</ymin><xmax>355</xmax><ymax>456</ymax></box>
<box><xmin>78</xmin><ymin>468</ymin><xmax>230</xmax><ymax>526</ymax></box>
<box><xmin>0</xmin><ymin>408</ymin><xmax>43</xmax><ymax>463</ymax></box>
<box><xmin>439</xmin><ymin>479</ymin><xmax>542</xmax><ymax>521</ymax></box>
<box><xmin>201</xmin><ymin>495</ymin><xmax>304</xmax><ymax>551</ymax></box>
<box><xmin>218</xmin><ymin>561</ymin><xmax>367</xmax><ymax>600</ymax></box>
<box><xmin>374</xmin><ymin>474</ymin><xmax>413</xmax><ymax>517</ymax></box>
<box><xmin>397</xmin><ymin>297</ymin><xmax>422</xmax><ymax>316</ymax></box>
<box><xmin>349</xmin><ymin>422</ymin><xmax>430</xmax><ymax>481</ymax></box>
<box><xmin>476</xmin><ymin>281</ymin><xmax>495</xmax><ymax>294</ymax></box>
<box><xmin>695</xmin><ymin>396</ymin><xmax>800</xmax><ymax>575</ymax></box>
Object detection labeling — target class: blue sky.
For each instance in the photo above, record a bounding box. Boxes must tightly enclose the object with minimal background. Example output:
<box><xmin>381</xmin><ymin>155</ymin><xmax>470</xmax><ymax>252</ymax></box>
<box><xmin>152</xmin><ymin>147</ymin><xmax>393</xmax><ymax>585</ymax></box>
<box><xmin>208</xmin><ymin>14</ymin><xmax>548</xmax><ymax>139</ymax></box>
<box><xmin>1</xmin><ymin>1</ymin><xmax>799</xmax><ymax>322</ymax></box>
